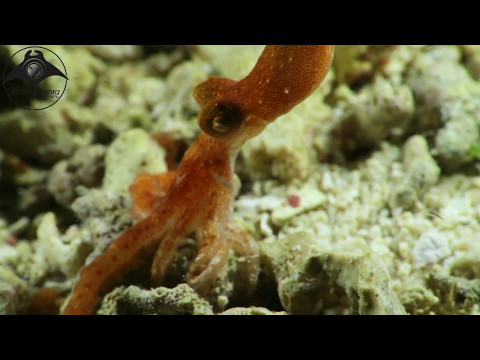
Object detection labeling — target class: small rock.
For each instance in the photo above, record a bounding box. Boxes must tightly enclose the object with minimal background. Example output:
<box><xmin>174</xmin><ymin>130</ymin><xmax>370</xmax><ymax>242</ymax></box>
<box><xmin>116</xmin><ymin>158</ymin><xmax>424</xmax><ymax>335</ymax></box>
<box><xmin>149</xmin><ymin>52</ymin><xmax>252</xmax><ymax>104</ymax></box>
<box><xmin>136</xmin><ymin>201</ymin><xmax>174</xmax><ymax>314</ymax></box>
<box><xmin>412</xmin><ymin>229</ymin><xmax>451</xmax><ymax>268</ymax></box>
<box><xmin>260</xmin><ymin>231</ymin><xmax>406</xmax><ymax>315</ymax></box>
<box><xmin>0</xmin><ymin>266</ymin><xmax>30</xmax><ymax>315</ymax></box>
<box><xmin>271</xmin><ymin>187</ymin><xmax>326</xmax><ymax>226</ymax></box>
<box><xmin>98</xmin><ymin>284</ymin><xmax>214</xmax><ymax>315</ymax></box>
<box><xmin>103</xmin><ymin>128</ymin><xmax>167</xmax><ymax>196</ymax></box>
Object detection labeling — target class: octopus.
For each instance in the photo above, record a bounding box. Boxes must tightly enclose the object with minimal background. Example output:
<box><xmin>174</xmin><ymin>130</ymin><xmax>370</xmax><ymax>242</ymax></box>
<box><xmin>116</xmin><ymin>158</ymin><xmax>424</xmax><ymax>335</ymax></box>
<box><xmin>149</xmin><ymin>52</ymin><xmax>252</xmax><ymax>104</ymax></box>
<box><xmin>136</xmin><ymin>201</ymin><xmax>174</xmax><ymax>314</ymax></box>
<box><xmin>63</xmin><ymin>45</ymin><xmax>335</xmax><ymax>314</ymax></box>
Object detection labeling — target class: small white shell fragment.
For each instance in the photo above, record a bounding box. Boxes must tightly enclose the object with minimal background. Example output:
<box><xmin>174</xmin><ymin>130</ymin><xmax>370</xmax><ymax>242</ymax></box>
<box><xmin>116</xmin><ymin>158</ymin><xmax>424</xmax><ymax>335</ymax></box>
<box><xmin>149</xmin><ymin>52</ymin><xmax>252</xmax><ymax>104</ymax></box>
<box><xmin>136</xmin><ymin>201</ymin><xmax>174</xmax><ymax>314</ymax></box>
<box><xmin>411</xmin><ymin>228</ymin><xmax>451</xmax><ymax>268</ymax></box>
<box><xmin>260</xmin><ymin>213</ymin><xmax>274</xmax><ymax>237</ymax></box>
<box><xmin>235</xmin><ymin>195</ymin><xmax>283</xmax><ymax>214</ymax></box>
<box><xmin>271</xmin><ymin>187</ymin><xmax>326</xmax><ymax>226</ymax></box>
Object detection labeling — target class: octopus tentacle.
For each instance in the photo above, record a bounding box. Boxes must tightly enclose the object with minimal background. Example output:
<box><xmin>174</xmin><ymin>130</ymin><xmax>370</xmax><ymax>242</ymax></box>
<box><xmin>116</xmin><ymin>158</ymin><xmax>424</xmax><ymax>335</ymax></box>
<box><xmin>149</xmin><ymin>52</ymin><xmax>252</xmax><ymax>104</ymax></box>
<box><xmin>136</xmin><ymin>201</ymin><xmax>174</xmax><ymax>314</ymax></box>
<box><xmin>225</xmin><ymin>223</ymin><xmax>260</xmax><ymax>293</ymax></box>
<box><xmin>195</xmin><ymin>45</ymin><xmax>335</xmax><ymax>141</ymax></box>
<box><xmin>62</xmin><ymin>211</ymin><xmax>172</xmax><ymax>315</ymax></box>
<box><xmin>150</xmin><ymin>229</ymin><xmax>185</xmax><ymax>286</ymax></box>
<box><xmin>187</xmin><ymin>221</ymin><xmax>230</xmax><ymax>293</ymax></box>
<box><xmin>239</xmin><ymin>45</ymin><xmax>335</xmax><ymax>122</ymax></box>
<box><xmin>129</xmin><ymin>171</ymin><xmax>176</xmax><ymax>220</ymax></box>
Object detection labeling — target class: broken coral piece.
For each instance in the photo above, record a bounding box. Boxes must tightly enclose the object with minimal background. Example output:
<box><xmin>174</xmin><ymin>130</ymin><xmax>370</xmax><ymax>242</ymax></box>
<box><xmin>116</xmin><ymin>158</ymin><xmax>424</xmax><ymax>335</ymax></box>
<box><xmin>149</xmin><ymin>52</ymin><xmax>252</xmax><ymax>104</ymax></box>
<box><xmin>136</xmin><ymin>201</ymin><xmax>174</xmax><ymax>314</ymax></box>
<box><xmin>406</xmin><ymin>45</ymin><xmax>480</xmax><ymax>172</ymax></box>
<box><xmin>0</xmin><ymin>265</ymin><xmax>30</xmax><ymax>315</ymax></box>
<box><xmin>97</xmin><ymin>283</ymin><xmax>213</xmax><ymax>315</ymax></box>
<box><xmin>260</xmin><ymin>231</ymin><xmax>406</xmax><ymax>315</ymax></box>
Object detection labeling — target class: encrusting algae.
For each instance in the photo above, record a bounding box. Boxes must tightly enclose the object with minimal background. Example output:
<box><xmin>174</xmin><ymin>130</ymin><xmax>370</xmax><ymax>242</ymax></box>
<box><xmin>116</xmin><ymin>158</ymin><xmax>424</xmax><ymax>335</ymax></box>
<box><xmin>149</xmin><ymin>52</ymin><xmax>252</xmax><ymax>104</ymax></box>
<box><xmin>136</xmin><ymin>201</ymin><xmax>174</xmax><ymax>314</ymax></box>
<box><xmin>62</xmin><ymin>46</ymin><xmax>335</xmax><ymax>314</ymax></box>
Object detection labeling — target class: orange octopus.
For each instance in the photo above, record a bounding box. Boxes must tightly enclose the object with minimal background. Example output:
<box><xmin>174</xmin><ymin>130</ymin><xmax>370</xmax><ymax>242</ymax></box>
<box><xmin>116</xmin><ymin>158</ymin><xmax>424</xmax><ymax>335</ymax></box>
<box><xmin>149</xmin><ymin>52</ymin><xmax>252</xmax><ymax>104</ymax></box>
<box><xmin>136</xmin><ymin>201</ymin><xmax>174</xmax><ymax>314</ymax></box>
<box><xmin>63</xmin><ymin>45</ymin><xmax>335</xmax><ymax>314</ymax></box>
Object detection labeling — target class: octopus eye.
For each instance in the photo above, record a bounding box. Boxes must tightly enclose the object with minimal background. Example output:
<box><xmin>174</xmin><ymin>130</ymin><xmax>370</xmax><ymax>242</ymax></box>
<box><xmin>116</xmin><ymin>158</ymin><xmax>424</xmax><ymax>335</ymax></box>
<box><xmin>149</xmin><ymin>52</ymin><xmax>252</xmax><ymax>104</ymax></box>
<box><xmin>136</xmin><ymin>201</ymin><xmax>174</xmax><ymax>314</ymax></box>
<box><xmin>199</xmin><ymin>101</ymin><xmax>244</xmax><ymax>138</ymax></box>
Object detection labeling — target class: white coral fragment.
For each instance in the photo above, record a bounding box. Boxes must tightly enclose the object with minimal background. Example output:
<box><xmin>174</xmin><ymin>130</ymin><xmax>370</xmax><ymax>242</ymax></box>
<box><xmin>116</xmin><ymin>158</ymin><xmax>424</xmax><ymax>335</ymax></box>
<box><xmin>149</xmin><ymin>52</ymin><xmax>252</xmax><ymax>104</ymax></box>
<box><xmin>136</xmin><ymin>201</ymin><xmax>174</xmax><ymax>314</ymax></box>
<box><xmin>412</xmin><ymin>229</ymin><xmax>451</xmax><ymax>268</ymax></box>
<box><xmin>271</xmin><ymin>186</ymin><xmax>326</xmax><ymax>226</ymax></box>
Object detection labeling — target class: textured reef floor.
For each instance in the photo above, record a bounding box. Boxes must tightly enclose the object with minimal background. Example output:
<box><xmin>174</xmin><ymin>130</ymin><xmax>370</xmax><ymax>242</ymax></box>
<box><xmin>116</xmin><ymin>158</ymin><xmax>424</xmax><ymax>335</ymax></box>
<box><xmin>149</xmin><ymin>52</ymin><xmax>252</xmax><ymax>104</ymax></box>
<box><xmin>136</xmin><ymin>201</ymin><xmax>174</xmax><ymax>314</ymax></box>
<box><xmin>1</xmin><ymin>45</ymin><xmax>480</xmax><ymax>315</ymax></box>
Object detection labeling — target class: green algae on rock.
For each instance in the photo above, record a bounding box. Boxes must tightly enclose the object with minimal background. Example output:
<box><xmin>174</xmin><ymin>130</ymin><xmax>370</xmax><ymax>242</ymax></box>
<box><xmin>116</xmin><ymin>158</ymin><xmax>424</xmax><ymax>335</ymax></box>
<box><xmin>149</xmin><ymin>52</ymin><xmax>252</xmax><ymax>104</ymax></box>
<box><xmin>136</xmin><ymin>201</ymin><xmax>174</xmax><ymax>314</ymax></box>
<box><xmin>97</xmin><ymin>283</ymin><xmax>214</xmax><ymax>315</ymax></box>
<box><xmin>428</xmin><ymin>272</ymin><xmax>480</xmax><ymax>315</ymax></box>
<box><xmin>0</xmin><ymin>103</ymin><xmax>100</xmax><ymax>166</ymax></box>
<box><xmin>388</xmin><ymin>135</ymin><xmax>441</xmax><ymax>211</ymax></box>
<box><xmin>0</xmin><ymin>265</ymin><xmax>29</xmax><ymax>315</ymax></box>
<box><xmin>461</xmin><ymin>45</ymin><xmax>480</xmax><ymax>81</ymax></box>
<box><xmin>260</xmin><ymin>231</ymin><xmax>406</xmax><ymax>315</ymax></box>
<box><xmin>97</xmin><ymin>282</ymin><xmax>286</xmax><ymax>315</ymax></box>
<box><xmin>406</xmin><ymin>45</ymin><xmax>480</xmax><ymax>172</ymax></box>
<box><xmin>47</xmin><ymin>144</ymin><xmax>106</xmax><ymax>207</ymax></box>
<box><xmin>330</xmin><ymin>76</ymin><xmax>414</xmax><ymax>156</ymax></box>
<box><xmin>20</xmin><ymin>212</ymin><xmax>92</xmax><ymax>284</ymax></box>
<box><xmin>70</xmin><ymin>189</ymin><xmax>133</xmax><ymax>257</ymax></box>
<box><xmin>0</xmin><ymin>212</ymin><xmax>91</xmax><ymax>293</ymax></box>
